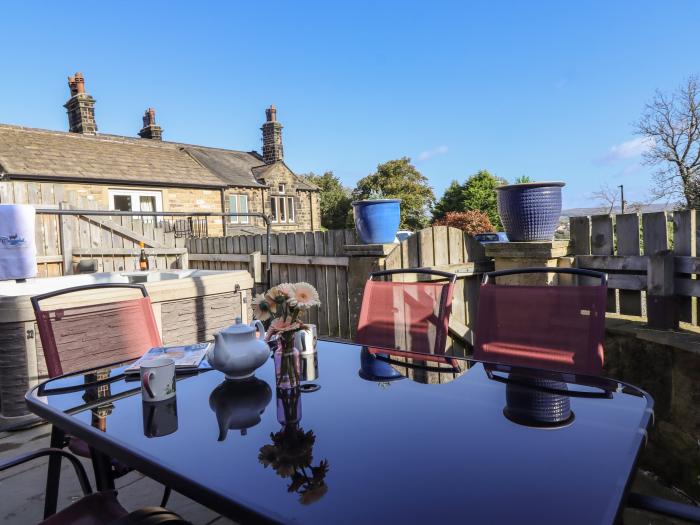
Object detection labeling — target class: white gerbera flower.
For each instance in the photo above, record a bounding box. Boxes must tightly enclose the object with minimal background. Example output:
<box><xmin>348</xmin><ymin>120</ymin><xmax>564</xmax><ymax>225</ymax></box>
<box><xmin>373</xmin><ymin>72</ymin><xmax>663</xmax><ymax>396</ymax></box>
<box><xmin>292</xmin><ymin>282</ymin><xmax>320</xmax><ymax>308</ymax></box>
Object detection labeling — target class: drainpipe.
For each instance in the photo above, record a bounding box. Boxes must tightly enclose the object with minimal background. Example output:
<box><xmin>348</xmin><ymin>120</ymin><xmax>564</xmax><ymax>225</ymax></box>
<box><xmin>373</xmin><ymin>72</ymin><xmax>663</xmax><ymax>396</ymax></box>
<box><xmin>220</xmin><ymin>189</ymin><xmax>227</xmax><ymax>236</ymax></box>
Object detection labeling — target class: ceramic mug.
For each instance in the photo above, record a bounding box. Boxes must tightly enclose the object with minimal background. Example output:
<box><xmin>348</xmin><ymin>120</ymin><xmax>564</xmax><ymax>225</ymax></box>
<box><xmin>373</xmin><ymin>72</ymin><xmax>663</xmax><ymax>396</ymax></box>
<box><xmin>142</xmin><ymin>397</ymin><xmax>178</xmax><ymax>438</ymax></box>
<box><xmin>141</xmin><ymin>358</ymin><xmax>176</xmax><ymax>402</ymax></box>
<box><xmin>297</xmin><ymin>324</ymin><xmax>318</xmax><ymax>354</ymax></box>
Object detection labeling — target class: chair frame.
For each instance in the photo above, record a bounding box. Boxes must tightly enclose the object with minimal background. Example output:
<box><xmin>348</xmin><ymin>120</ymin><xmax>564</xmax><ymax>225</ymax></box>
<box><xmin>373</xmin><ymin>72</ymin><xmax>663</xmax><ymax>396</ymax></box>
<box><xmin>31</xmin><ymin>283</ymin><xmax>159</xmax><ymax>378</ymax></box>
<box><xmin>482</xmin><ymin>266</ymin><xmax>607</xmax><ymax>285</ymax></box>
<box><xmin>357</xmin><ymin>268</ymin><xmax>458</xmax><ymax>355</ymax></box>
<box><xmin>30</xmin><ymin>283</ymin><xmax>168</xmax><ymax>516</ymax></box>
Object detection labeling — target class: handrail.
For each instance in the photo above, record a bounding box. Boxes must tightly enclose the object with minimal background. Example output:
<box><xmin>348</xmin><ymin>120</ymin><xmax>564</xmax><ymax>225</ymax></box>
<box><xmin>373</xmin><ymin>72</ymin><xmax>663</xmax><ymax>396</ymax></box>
<box><xmin>34</xmin><ymin>209</ymin><xmax>273</xmax><ymax>289</ymax></box>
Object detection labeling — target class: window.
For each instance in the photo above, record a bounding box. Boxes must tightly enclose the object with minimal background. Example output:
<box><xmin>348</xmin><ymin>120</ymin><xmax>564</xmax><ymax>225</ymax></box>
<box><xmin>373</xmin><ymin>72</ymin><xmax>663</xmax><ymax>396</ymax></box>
<box><xmin>278</xmin><ymin>184</ymin><xmax>286</xmax><ymax>194</ymax></box>
<box><xmin>229</xmin><ymin>194</ymin><xmax>249</xmax><ymax>224</ymax></box>
<box><xmin>270</xmin><ymin>195</ymin><xmax>296</xmax><ymax>223</ymax></box>
<box><xmin>108</xmin><ymin>189</ymin><xmax>162</xmax><ymax>222</ymax></box>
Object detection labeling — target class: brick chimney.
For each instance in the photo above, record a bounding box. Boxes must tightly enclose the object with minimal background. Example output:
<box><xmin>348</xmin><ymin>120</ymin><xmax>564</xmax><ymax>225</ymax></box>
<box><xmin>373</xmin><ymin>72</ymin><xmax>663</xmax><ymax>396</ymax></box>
<box><xmin>138</xmin><ymin>108</ymin><xmax>163</xmax><ymax>140</ymax></box>
<box><xmin>64</xmin><ymin>72</ymin><xmax>97</xmax><ymax>134</ymax></box>
<box><xmin>261</xmin><ymin>105</ymin><xmax>283</xmax><ymax>164</ymax></box>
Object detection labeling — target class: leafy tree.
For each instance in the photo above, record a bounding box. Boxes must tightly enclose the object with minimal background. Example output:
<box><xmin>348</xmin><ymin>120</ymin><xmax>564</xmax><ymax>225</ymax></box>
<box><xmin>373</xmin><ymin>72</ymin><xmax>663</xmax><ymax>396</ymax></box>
<box><xmin>432</xmin><ymin>170</ymin><xmax>504</xmax><ymax>229</ymax></box>
<box><xmin>352</xmin><ymin>157</ymin><xmax>435</xmax><ymax>230</ymax></box>
<box><xmin>300</xmin><ymin>171</ymin><xmax>352</xmax><ymax>229</ymax></box>
<box><xmin>431</xmin><ymin>180</ymin><xmax>464</xmax><ymax>221</ymax></box>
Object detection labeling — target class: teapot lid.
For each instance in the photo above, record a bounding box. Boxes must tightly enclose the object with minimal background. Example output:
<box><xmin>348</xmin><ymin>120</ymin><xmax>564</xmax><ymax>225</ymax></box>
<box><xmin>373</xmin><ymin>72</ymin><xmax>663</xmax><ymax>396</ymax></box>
<box><xmin>221</xmin><ymin>318</ymin><xmax>255</xmax><ymax>335</ymax></box>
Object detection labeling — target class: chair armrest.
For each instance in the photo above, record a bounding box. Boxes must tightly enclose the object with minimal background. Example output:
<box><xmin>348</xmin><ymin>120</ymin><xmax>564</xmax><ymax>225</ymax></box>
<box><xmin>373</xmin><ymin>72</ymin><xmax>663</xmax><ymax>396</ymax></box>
<box><xmin>627</xmin><ymin>492</ymin><xmax>700</xmax><ymax>522</ymax></box>
<box><xmin>0</xmin><ymin>447</ymin><xmax>92</xmax><ymax>496</ymax></box>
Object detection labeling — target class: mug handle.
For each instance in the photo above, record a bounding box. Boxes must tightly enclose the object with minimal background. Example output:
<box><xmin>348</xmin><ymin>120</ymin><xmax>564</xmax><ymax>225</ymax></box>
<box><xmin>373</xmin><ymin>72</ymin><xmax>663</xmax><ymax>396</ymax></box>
<box><xmin>143</xmin><ymin>371</ymin><xmax>155</xmax><ymax>399</ymax></box>
<box><xmin>253</xmin><ymin>319</ymin><xmax>266</xmax><ymax>341</ymax></box>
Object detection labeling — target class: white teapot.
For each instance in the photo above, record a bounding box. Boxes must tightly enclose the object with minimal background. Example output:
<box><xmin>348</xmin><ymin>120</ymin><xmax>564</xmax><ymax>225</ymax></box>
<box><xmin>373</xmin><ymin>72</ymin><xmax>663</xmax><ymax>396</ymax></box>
<box><xmin>208</xmin><ymin>318</ymin><xmax>270</xmax><ymax>380</ymax></box>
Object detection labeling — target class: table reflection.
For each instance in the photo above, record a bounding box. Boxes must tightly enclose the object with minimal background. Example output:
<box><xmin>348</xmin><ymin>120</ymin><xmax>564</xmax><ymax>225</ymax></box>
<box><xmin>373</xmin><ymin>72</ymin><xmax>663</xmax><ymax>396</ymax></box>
<box><xmin>503</xmin><ymin>374</ymin><xmax>574</xmax><ymax>428</ymax></box>
<box><xmin>209</xmin><ymin>377</ymin><xmax>273</xmax><ymax>441</ymax></box>
<box><xmin>359</xmin><ymin>347</ymin><xmax>469</xmax><ymax>385</ymax></box>
<box><xmin>259</xmin><ymin>386</ymin><xmax>329</xmax><ymax>505</ymax></box>
<box><xmin>82</xmin><ymin>369</ymin><xmax>114</xmax><ymax>432</ymax></box>
<box><xmin>142</xmin><ymin>397</ymin><xmax>179</xmax><ymax>438</ymax></box>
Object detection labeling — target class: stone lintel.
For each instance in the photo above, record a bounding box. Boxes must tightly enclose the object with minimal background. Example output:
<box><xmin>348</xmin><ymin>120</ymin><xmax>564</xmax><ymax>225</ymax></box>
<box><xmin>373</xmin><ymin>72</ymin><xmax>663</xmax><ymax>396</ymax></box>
<box><xmin>343</xmin><ymin>243</ymin><xmax>396</xmax><ymax>257</ymax></box>
<box><xmin>484</xmin><ymin>240</ymin><xmax>572</xmax><ymax>259</ymax></box>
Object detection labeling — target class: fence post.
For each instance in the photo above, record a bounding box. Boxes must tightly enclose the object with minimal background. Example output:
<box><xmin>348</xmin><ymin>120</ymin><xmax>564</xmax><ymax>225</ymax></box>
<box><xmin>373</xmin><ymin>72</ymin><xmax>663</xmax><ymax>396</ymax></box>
<box><xmin>344</xmin><ymin>243</ymin><xmax>397</xmax><ymax>338</ymax></box>
<box><xmin>646</xmin><ymin>249</ymin><xmax>679</xmax><ymax>329</ymax></box>
<box><xmin>58</xmin><ymin>202</ymin><xmax>74</xmax><ymax>275</ymax></box>
<box><xmin>249</xmin><ymin>251</ymin><xmax>262</xmax><ymax>284</ymax></box>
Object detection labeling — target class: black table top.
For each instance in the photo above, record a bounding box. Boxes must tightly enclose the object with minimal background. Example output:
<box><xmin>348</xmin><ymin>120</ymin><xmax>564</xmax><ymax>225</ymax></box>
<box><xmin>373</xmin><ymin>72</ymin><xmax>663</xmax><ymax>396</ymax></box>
<box><xmin>26</xmin><ymin>340</ymin><xmax>653</xmax><ymax>525</ymax></box>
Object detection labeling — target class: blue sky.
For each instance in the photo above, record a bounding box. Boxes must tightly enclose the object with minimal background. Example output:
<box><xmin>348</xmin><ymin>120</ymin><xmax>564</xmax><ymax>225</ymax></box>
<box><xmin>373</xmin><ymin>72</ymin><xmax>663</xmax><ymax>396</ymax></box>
<box><xmin>1</xmin><ymin>1</ymin><xmax>698</xmax><ymax>208</ymax></box>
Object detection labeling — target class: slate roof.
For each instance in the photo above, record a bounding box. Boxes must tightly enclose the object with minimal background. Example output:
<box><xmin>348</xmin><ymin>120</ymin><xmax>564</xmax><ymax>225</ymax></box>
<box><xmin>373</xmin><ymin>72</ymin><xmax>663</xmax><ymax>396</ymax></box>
<box><xmin>185</xmin><ymin>146</ymin><xmax>266</xmax><ymax>188</ymax></box>
<box><xmin>251</xmin><ymin>161</ymin><xmax>318</xmax><ymax>191</ymax></box>
<box><xmin>0</xmin><ymin>124</ymin><xmax>318</xmax><ymax>191</ymax></box>
<box><xmin>0</xmin><ymin>125</ymin><xmax>223</xmax><ymax>187</ymax></box>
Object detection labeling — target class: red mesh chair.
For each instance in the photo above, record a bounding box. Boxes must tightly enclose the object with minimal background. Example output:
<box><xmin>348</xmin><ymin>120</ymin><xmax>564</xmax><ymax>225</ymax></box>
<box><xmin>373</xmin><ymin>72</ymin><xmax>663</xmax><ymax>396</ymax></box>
<box><xmin>356</xmin><ymin>269</ymin><xmax>457</xmax><ymax>355</ymax></box>
<box><xmin>31</xmin><ymin>283</ymin><xmax>162</xmax><ymax>378</ymax></box>
<box><xmin>473</xmin><ymin>267</ymin><xmax>608</xmax><ymax>375</ymax></box>
<box><xmin>0</xmin><ymin>448</ymin><xmax>190</xmax><ymax>524</ymax></box>
<box><xmin>31</xmin><ymin>283</ymin><xmax>167</xmax><ymax>516</ymax></box>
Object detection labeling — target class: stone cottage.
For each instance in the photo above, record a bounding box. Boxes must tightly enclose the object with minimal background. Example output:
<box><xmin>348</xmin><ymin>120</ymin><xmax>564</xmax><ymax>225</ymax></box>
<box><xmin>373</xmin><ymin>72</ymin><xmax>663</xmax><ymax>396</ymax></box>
<box><xmin>0</xmin><ymin>73</ymin><xmax>320</xmax><ymax>236</ymax></box>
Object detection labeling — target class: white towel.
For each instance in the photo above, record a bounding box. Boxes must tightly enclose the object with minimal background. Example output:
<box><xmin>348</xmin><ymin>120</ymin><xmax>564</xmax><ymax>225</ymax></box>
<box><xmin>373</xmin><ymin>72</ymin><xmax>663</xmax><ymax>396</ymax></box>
<box><xmin>0</xmin><ymin>204</ymin><xmax>37</xmax><ymax>280</ymax></box>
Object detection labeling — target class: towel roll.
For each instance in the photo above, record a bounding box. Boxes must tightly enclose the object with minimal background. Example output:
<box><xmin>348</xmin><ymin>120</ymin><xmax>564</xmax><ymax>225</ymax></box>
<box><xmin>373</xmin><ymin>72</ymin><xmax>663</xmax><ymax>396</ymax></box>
<box><xmin>0</xmin><ymin>204</ymin><xmax>37</xmax><ymax>280</ymax></box>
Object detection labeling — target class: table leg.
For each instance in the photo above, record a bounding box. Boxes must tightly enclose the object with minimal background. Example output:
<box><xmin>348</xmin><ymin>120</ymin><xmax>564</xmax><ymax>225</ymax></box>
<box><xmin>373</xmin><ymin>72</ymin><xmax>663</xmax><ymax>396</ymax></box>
<box><xmin>89</xmin><ymin>446</ymin><xmax>115</xmax><ymax>491</ymax></box>
<box><xmin>43</xmin><ymin>426</ymin><xmax>66</xmax><ymax>519</ymax></box>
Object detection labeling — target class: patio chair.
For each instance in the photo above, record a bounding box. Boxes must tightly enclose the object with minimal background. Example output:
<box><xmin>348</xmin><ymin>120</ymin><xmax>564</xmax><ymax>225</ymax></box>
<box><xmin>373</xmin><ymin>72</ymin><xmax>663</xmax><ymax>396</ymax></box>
<box><xmin>31</xmin><ymin>283</ymin><xmax>162</xmax><ymax>378</ymax></box>
<box><xmin>31</xmin><ymin>283</ymin><xmax>169</xmax><ymax>516</ymax></box>
<box><xmin>0</xmin><ymin>448</ymin><xmax>190</xmax><ymax>524</ymax></box>
<box><xmin>473</xmin><ymin>267</ymin><xmax>607</xmax><ymax>375</ymax></box>
<box><xmin>356</xmin><ymin>269</ymin><xmax>457</xmax><ymax>355</ymax></box>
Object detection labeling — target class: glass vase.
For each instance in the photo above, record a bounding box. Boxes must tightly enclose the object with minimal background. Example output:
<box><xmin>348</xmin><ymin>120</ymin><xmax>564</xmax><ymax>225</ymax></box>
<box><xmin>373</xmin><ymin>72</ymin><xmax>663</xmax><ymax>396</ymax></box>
<box><xmin>273</xmin><ymin>334</ymin><xmax>301</xmax><ymax>389</ymax></box>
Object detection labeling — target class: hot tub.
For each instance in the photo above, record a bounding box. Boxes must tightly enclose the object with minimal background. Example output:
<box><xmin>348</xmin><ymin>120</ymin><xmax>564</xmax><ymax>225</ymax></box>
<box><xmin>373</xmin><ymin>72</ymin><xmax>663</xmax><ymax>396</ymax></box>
<box><xmin>0</xmin><ymin>269</ymin><xmax>253</xmax><ymax>428</ymax></box>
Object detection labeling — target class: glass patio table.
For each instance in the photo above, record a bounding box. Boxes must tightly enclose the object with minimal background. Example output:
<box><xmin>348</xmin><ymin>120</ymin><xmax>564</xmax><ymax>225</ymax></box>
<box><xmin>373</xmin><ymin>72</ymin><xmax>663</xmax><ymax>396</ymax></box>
<box><xmin>26</xmin><ymin>339</ymin><xmax>653</xmax><ymax>525</ymax></box>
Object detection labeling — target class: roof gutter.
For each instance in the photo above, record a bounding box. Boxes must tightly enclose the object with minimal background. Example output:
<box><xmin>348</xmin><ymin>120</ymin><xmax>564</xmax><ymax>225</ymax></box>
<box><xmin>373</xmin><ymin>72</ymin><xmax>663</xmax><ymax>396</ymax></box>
<box><xmin>2</xmin><ymin>172</ymin><xmax>226</xmax><ymax>190</ymax></box>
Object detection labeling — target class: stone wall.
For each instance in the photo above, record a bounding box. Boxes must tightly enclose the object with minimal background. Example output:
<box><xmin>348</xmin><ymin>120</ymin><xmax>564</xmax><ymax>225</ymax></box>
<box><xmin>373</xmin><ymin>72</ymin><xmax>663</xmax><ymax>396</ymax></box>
<box><xmin>61</xmin><ymin>182</ymin><xmax>225</xmax><ymax>236</ymax></box>
<box><xmin>604</xmin><ymin>321</ymin><xmax>700</xmax><ymax>500</ymax></box>
<box><xmin>224</xmin><ymin>162</ymin><xmax>321</xmax><ymax>232</ymax></box>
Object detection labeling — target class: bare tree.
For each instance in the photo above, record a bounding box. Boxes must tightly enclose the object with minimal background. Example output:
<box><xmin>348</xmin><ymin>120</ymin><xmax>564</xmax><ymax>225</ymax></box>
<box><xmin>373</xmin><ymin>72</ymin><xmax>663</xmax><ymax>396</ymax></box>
<box><xmin>636</xmin><ymin>76</ymin><xmax>700</xmax><ymax>207</ymax></box>
<box><xmin>591</xmin><ymin>183</ymin><xmax>618</xmax><ymax>214</ymax></box>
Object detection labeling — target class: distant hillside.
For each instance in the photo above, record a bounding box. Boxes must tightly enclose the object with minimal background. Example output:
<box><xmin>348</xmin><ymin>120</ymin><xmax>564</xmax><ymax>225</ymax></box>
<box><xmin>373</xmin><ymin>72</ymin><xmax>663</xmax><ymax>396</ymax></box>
<box><xmin>561</xmin><ymin>203</ymin><xmax>672</xmax><ymax>217</ymax></box>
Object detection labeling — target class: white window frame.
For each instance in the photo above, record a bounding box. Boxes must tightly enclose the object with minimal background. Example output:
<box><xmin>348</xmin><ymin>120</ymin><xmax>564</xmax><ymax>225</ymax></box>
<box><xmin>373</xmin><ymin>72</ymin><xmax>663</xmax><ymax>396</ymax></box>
<box><xmin>229</xmin><ymin>194</ymin><xmax>249</xmax><ymax>224</ymax></box>
<box><xmin>278</xmin><ymin>184</ymin><xmax>286</xmax><ymax>194</ymax></box>
<box><xmin>108</xmin><ymin>189</ymin><xmax>163</xmax><ymax>222</ymax></box>
<box><xmin>270</xmin><ymin>195</ymin><xmax>296</xmax><ymax>224</ymax></box>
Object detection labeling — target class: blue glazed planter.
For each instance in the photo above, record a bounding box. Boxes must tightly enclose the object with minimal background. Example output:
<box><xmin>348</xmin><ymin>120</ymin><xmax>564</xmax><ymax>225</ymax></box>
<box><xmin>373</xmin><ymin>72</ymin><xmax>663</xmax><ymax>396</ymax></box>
<box><xmin>496</xmin><ymin>182</ymin><xmax>565</xmax><ymax>242</ymax></box>
<box><xmin>352</xmin><ymin>199</ymin><xmax>401</xmax><ymax>244</ymax></box>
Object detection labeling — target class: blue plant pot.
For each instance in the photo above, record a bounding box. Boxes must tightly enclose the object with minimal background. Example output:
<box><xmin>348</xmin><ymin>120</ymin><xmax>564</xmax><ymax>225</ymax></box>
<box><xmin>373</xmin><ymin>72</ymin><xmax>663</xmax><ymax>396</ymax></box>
<box><xmin>352</xmin><ymin>199</ymin><xmax>401</xmax><ymax>244</ymax></box>
<box><xmin>496</xmin><ymin>182</ymin><xmax>565</xmax><ymax>242</ymax></box>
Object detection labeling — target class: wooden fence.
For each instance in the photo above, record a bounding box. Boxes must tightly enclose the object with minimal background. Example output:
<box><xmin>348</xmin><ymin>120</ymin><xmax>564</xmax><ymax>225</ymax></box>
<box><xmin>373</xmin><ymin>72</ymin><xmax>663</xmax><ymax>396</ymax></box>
<box><xmin>188</xmin><ymin>230</ymin><xmax>357</xmax><ymax>339</ymax></box>
<box><xmin>571</xmin><ymin>210</ymin><xmax>699</xmax><ymax>329</ymax></box>
<box><xmin>1</xmin><ymin>181</ymin><xmax>186</xmax><ymax>276</ymax></box>
<box><xmin>188</xmin><ymin>226</ymin><xmax>491</xmax><ymax>345</ymax></box>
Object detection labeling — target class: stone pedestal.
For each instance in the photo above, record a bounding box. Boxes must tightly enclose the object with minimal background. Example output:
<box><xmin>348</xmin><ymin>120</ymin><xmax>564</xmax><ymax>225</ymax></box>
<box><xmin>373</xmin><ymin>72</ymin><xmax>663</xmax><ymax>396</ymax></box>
<box><xmin>484</xmin><ymin>241</ymin><xmax>573</xmax><ymax>285</ymax></box>
<box><xmin>344</xmin><ymin>243</ymin><xmax>396</xmax><ymax>337</ymax></box>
